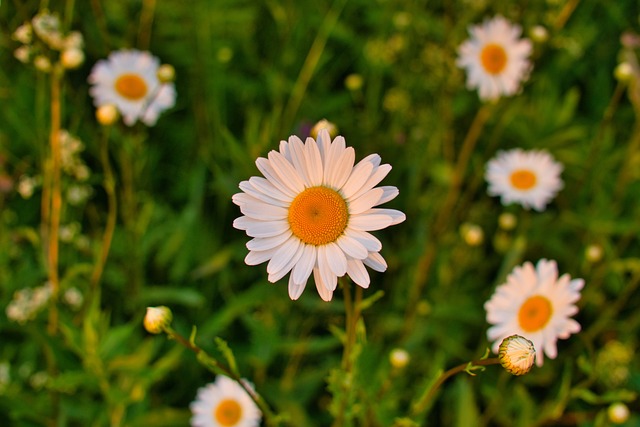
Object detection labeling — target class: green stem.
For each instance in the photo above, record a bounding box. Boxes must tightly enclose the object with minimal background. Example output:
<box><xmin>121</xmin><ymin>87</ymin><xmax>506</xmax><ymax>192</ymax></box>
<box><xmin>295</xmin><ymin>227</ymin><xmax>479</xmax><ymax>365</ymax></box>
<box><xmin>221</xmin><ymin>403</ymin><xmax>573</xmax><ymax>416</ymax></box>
<box><xmin>411</xmin><ymin>358</ymin><xmax>500</xmax><ymax>418</ymax></box>
<box><xmin>164</xmin><ymin>327</ymin><xmax>278</xmax><ymax>426</ymax></box>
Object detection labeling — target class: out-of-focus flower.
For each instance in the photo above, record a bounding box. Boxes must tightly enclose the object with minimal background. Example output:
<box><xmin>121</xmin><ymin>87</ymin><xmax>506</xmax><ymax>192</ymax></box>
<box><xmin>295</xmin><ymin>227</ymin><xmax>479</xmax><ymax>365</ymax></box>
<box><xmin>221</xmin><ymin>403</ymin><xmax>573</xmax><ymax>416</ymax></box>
<box><xmin>345</xmin><ymin>74</ymin><xmax>364</xmax><ymax>91</ymax></box>
<box><xmin>608</xmin><ymin>402</ymin><xmax>630</xmax><ymax>424</ymax></box>
<box><xmin>157</xmin><ymin>64</ymin><xmax>176</xmax><ymax>83</ymax></box>
<box><xmin>63</xmin><ymin>287</ymin><xmax>83</xmax><ymax>310</ymax></box>
<box><xmin>389</xmin><ymin>348</ymin><xmax>410</xmax><ymax>369</ymax></box>
<box><xmin>88</xmin><ymin>49</ymin><xmax>176</xmax><ymax>126</ymax></box>
<box><xmin>595</xmin><ymin>340</ymin><xmax>633</xmax><ymax>388</ymax></box>
<box><xmin>14</xmin><ymin>46</ymin><xmax>31</xmax><ymax>63</ymax></box>
<box><xmin>585</xmin><ymin>244</ymin><xmax>603</xmax><ymax>263</ymax></box>
<box><xmin>529</xmin><ymin>25</ymin><xmax>549</xmax><ymax>43</ymax></box>
<box><xmin>143</xmin><ymin>306</ymin><xmax>173</xmax><ymax>334</ymax></box>
<box><xmin>485</xmin><ymin>148</ymin><xmax>563</xmax><ymax>211</ymax></box>
<box><xmin>190</xmin><ymin>376</ymin><xmax>261</xmax><ymax>427</ymax></box>
<box><xmin>32</xmin><ymin>11</ymin><xmax>64</xmax><ymax>49</ymax></box>
<box><xmin>17</xmin><ymin>175</ymin><xmax>38</xmax><ymax>199</ymax></box>
<box><xmin>485</xmin><ymin>259</ymin><xmax>583</xmax><ymax>366</ymax></box>
<box><xmin>13</xmin><ymin>23</ymin><xmax>32</xmax><ymax>44</ymax></box>
<box><xmin>614</xmin><ymin>62</ymin><xmax>634</xmax><ymax>83</ymax></box>
<box><xmin>232</xmin><ymin>130</ymin><xmax>405</xmax><ymax>301</ymax></box>
<box><xmin>66</xmin><ymin>184</ymin><xmax>92</xmax><ymax>205</ymax></box>
<box><xmin>498</xmin><ymin>335</ymin><xmax>536</xmax><ymax>375</ymax></box>
<box><xmin>6</xmin><ymin>282</ymin><xmax>53</xmax><ymax>325</ymax></box>
<box><xmin>456</xmin><ymin>15</ymin><xmax>532</xmax><ymax>101</ymax></box>
<box><xmin>63</xmin><ymin>31</ymin><xmax>83</xmax><ymax>50</ymax></box>
<box><xmin>34</xmin><ymin>55</ymin><xmax>52</xmax><ymax>72</ymax></box>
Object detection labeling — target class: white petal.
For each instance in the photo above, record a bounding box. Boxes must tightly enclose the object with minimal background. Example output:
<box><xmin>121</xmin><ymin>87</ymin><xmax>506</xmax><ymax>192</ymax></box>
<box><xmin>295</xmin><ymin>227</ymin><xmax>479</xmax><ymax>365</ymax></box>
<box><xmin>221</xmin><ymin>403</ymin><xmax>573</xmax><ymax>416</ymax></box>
<box><xmin>327</xmin><ymin>147</ymin><xmax>355</xmax><ymax>189</ymax></box>
<box><xmin>341</xmin><ymin>161</ymin><xmax>374</xmax><ymax>199</ymax></box>
<box><xmin>347</xmin><ymin>259</ymin><xmax>370</xmax><ymax>288</ymax></box>
<box><xmin>322</xmin><ymin>243</ymin><xmax>347</xmax><ymax>277</ymax></box>
<box><xmin>349</xmin><ymin>214</ymin><xmax>393</xmax><ymax>231</ymax></box>
<box><xmin>248</xmin><ymin>176</ymin><xmax>291</xmax><ymax>202</ymax></box>
<box><xmin>245</xmin><ymin>248</ymin><xmax>278</xmax><ymax>265</ymax></box>
<box><xmin>268</xmin><ymin>150</ymin><xmax>306</xmax><ymax>193</ymax></box>
<box><xmin>256</xmin><ymin>157</ymin><xmax>298</xmax><ymax>198</ymax></box>
<box><xmin>267</xmin><ymin>237</ymin><xmax>301</xmax><ymax>276</ymax></box>
<box><xmin>345</xmin><ymin>229</ymin><xmax>382</xmax><ymax>252</ymax></box>
<box><xmin>336</xmin><ymin>235</ymin><xmax>369</xmax><ymax>260</ymax></box>
<box><xmin>288</xmin><ymin>274</ymin><xmax>307</xmax><ymax>300</ymax></box>
<box><xmin>243</xmin><ymin>219</ymin><xmax>290</xmax><ymax>238</ymax></box>
<box><xmin>292</xmin><ymin>245</ymin><xmax>316</xmax><ymax>285</ymax></box>
<box><xmin>348</xmin><ymin>188</ymin><xmax>385</xmax><ymax>215</ymax></box>
<box><xmin>246</xmin><ymin>231</ymin><xmax>292</xmax><ymax>251</ymax></box>
<box><xmin>348</xmin><ymin>164</ymin><xmax>392</xmax><ymax>202</ymax></box>
<box><xmin>377</xmin><ymin>186</ymin><xmax>400</xmax><ymax>205</ymax></box>
<box><xmin>268</xmin><ymin>241</ymin><xmax>305</xmax><ymax>283</ymax></box>
<box><xmin>239</xmin><ymin>180</ymin><xmax>289</xmax><ymax>207</ymax></box>
<box><xmin>304</xmin><ymin>137</ymin><xmax>324</xmax><ymax>186</ymax></box>
<box><xmin>363</xmin><ymin>252</ymin><xmax>387</xmax><ymax>272</ymax></box>
<box><xmin>240</xmin><ymin>201</ymin><xmax>288</xmax><ymax>220</ymax></box>
<box><xmin>314</xmin><ymin>267</ymin><xmax>334</xmax><ymax>301</ymax></box>
<box><xmin>317</xmin><ymin>250</ymin><xmax>339</xmax><ymax>291</ymax></box>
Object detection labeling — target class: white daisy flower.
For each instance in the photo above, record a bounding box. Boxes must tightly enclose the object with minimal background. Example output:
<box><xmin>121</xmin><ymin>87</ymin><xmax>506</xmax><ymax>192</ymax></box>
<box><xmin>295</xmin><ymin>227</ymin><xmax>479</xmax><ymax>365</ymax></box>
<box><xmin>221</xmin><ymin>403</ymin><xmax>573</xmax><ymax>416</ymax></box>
<box><xmin>190</xmin><ymin>376</ymin><xmax>261</xmax><ymax>427</ymax></box>
<box><xmin>233</xmin><ymin>129</ymin><xmax>406</xmax><ymax>301</ymax></box>
<box><xmin>456</xmin><ymin>15</ymin><xmax>533</xmax><ymax>101</ymax></box>
<box><xmin>485</xmin><ymin>259</ymin><xmax>584</xmax><ymax>367</ymax></box>
<box><xmin>485</xmin><ymin>148</ymin><xmax>563</xmax><ymax>211</ymax></box>
<box><xmin>88</xmin><ymin>49</ymin><xmax>176</xmax><ymax>126</ymax></box>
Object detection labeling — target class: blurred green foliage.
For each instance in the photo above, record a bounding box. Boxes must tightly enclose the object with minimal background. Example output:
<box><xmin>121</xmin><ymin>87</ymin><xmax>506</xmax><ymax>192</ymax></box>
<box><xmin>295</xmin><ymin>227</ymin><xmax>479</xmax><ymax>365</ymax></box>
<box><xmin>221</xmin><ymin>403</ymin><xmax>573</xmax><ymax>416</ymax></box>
<box><xmin>1</xmin><ymin>0</ymin><xmax>639</xmax><ymax>426</ymax></box>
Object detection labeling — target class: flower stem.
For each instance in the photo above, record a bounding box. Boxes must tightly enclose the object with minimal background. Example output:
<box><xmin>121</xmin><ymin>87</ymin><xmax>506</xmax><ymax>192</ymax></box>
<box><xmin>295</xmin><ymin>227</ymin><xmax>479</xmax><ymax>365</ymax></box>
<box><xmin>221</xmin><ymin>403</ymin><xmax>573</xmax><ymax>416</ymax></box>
<box><xmin>411</xmin><ymin>358</ymin><xmax>500</xmax><ymax>417</ymax></box>
<box><xmin>163</xmin><ymin>327</ymin><xmax>279</xmax><ymax>426</ymax></box>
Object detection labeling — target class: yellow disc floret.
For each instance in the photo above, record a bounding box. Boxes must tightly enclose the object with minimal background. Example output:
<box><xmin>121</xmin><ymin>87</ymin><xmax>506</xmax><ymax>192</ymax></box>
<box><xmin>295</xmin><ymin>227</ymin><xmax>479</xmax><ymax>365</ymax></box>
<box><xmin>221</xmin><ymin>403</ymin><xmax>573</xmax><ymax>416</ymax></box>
<box><xmin>518</xmin><ymin>295</ymin><xmax>552</xmax><ymax>332</ymax></box>
<box><xmin>510</xmin><ymin>169</ymin><xmax>537</xmax><ymax>190</ymax></box>
<box><xmin>288</xmin><ymin>186</ymin><xmax>349</xmax><ymax>246</ymax></box>
<box><xmin>214</xmin><ymin>399</ymin><xmax>243</xmax><ymax>426</ymax></box>
<box><xmin>480</xmin><ymin>43</ymin><xmax>508</xmax><ymax>75</ymax></box>
<box><xmin>114</xmin><ymin>73</ymin><xmax>148</xmax><ymax>100</ymax></box>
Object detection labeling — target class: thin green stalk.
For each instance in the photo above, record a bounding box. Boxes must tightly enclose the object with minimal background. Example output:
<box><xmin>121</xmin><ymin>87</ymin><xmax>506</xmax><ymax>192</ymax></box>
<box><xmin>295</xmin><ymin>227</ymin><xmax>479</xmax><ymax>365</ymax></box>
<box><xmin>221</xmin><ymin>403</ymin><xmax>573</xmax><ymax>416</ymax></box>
<box><xmin>411</xmin><ymin>358</ymin><xmax>500</xmax><ymax>418</ymax></box>
<box><xmin>164</xmin><ymin>327</ymin><xmax>278</xmax><ymax>426</ymax></box>
<box><xmin>137</xmin><ymin>0</ymin><xmax>157</xmax><ymax>50</ymax></box>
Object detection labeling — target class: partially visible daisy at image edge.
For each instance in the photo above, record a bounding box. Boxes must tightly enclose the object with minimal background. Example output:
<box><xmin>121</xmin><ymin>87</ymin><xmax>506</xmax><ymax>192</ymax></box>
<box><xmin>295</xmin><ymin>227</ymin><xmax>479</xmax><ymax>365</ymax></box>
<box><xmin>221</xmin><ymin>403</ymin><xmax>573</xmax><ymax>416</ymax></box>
<box><xmin>485</xmin><ymin>259</ymin><xmax>584</xmax><ymax>367</ymax></box>
<box><xmin>232</xmin><ymin>129</ymin><xmax>406</xmax><ymax>301</ymax></box>
<box><xmin>485</xmin><ymin>148</ymin><xmax>563</xmax><ymax>211</ymax></box>
<box><xmin>88</xmin><ymin>49</ymin><xmax>176</xmax><ymax>126</ymax></box>
<box><xmin>190</xmin><ymin>375</ymin><xmax>261</xmax><ymax>427</ymax></box>
<box><xmin>456</xmin><ymin>15</ymin><xmax>533</xmax><ymax>101</ymax></box>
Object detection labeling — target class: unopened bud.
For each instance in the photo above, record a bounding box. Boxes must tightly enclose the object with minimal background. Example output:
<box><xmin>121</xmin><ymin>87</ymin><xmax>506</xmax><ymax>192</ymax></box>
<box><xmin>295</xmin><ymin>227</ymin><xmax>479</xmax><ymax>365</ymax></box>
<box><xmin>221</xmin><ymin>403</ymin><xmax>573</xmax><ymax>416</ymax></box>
<box><xmin>498</xmin><ymin>212</ymin><xmax>517</xmax><ymax>230</ymax></box>
<box><xmin>530</xmin><ymin>25</ymin><xmax>549</xmax><ymax>43</ymax></box>
<box><xmin>498</xmin><ymin>335</ymin><xmax>536</xmax><ymax>376</ymax></box>
<box><xmin>608</xmin><ymin>402</ymin><xmax>630</xmax><ymax>424</ymax></box>
<box><xmin>96</xmin><ymin>104</ymin><xmax>119</xmax><ymax>126</ymax></box>
<box><xmin>310</xmin><ymin>119</ymin><xmax>338</xmax><ymax>140</ymax></box>
<box><xmin>61</xmin><ymin>48</ymin><xmax>84</xmax><ymax>69</ymax></box>
<box><xmin>34</xmin><ymin>55</ymin><xmax>52</xmax><ymax>72</ymax></box>
<box><xmin>585</xmin><ymin>244</ymin><xmax>603</xmax><ymax>263</ymax></box>
<box><xmin>143</xmin><ymin>306</ymin><xmax>173</xmax><ymax>334</ymax></box>
<box><xmin>389</xmin><ymin>348</ymin><xmax>410</xmax><ymax>369</ymax></box>
<box><xmin>614</xmin><ymin>62</ymin><xmax>634</xmax><ymax>83</ymax></box>
<box><xmin>157</xmin><ymin>64</ymin><xmax>175</xmax><ymax>83</ymax></box>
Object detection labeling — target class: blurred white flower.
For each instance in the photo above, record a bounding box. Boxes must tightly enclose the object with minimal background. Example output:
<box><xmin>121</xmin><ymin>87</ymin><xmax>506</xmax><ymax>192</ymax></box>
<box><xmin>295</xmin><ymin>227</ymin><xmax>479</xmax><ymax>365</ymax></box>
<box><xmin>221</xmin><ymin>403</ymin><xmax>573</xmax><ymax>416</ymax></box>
<box><xmin>485</xmin><ymin>259</ymin><xmax>583</xmax><ymax>366</ymax></box>
<box><xmin>485</xmin><ymin>148</ymin><xmax>563</xmax><ymax>211</ymax></box>
<box><xmin>457</xmin><ymin>15</ymin><xmax>533</xmax><ymax>101</ymax></box>
<box><xmin>88</xmin><ymin>49</ymin><xmax>176</xmax><ymax>126</ymax></box>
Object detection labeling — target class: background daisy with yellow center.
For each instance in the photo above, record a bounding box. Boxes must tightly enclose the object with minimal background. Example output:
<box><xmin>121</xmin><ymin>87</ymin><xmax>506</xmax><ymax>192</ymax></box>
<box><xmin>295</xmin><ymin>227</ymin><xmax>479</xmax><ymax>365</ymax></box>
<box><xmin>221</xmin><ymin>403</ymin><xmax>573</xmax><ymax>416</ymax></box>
<box><xmin>190</xmin><ymin>376</ymin><xmax>261</xmax><ymax>427</ymax></box>
<box><xmin>457</xmin><ymin>15</ymin><xmax>533</xmax><ymax>101</ymax></box>
<box><xmin>485</xmin><ymin>148</ymin><xmax>563</xmax><ymax>211</ymax></box>
<box><xmin>233</xmin><ymin>129</ymin><xmax>405</xmax><ymax>301</ymax></box>
<box><xmin>88</xmin><ymin>49</ymin><xmax>176</xmax><ymax>126</ymax></box>
<box><xmin>485</xmin><ymin>259</ymin><xmax>584</xmax><ymax>366</ymax></box>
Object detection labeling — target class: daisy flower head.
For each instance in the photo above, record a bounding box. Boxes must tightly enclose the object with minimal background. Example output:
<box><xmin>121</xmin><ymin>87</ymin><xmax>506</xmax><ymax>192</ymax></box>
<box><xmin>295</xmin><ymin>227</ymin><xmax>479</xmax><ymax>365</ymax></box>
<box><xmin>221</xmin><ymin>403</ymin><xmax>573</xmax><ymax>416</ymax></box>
<box><xmin>88</xmin><ymin>49</ymin><xmax>176</xmax><ymax>126</ymax></box>
<box><xmin>233</xmin><ymin>129</ymin><xmax>406</xmax><ymax>302</ymax></box>
<box><xmin>456</xmin><ymin>15</ymin><xmax>533</xmax><ymax>101</ymax></box>
<box><xmin>485</xmin><ymin>259</ymin><xmax>584</xmax><ymax>367</ymax></box>
<box><xmin>485</xmin><ymin>148</ymin><xmax>563</xmax><ymax>211</ymax></box>
<box><xmin>190</xmin><ymin>376</ymin><xmax>261</xmax><ymax>427</ymax></box>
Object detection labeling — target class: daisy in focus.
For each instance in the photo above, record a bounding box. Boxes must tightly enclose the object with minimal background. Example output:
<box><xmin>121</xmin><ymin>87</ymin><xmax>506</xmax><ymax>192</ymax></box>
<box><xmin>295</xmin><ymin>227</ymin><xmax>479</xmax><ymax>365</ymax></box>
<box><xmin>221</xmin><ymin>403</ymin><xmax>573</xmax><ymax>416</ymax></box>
<box><xmin>456</xmin><ymin>15</ymin><xmax>533</xmax><ymax>101</ymax></box>
<box><xmin>190</xmin><ymin>376</ymin><xmax>261</xmax><ymax>427</ymax></box>
<box><xmin>233</xmin><ymin>129</ymin><xmax>405</xmax><ymax>301</ymax></box>
<box><xmin>485</xmin><ymin>148</ymin><xmax>563</xmax><ymax>211</ymax></box>
<box><xmin>88</xmin><ymin>49</ymin><xmax>176</xmax><ymax>126</ymax></box>
<box><xmin>485</xmin><ymin>259</ymin><xmax>584</xmax><ymax>366</ymax></box>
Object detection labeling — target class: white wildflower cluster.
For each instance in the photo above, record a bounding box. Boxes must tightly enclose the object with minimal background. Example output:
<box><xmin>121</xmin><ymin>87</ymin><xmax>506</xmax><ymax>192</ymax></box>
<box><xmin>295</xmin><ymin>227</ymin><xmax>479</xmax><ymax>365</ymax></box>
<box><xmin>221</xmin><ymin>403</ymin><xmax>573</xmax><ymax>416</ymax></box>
<box><xmin>12</xmin><ymin>10</ymin><xmax>84</xmax><ymax>71</ymax></box>
<box><xmin>17</xmin><ymin>174</ymin><xmax>41</xmax><ymax>199</ymax></box>
<box><xmin>62</xmin><ymin>287</ymin><xmax>83</xmax><ymax>310</ymax></box>
<box><xmin>59</xmin><ymin>130</ymin><xmax>90</xmax><ymax>181</ymax></box>
<box><xmin>6</xmin><ymin>282</ymin><xmax>53</xmax><ymax>325</ymax></box>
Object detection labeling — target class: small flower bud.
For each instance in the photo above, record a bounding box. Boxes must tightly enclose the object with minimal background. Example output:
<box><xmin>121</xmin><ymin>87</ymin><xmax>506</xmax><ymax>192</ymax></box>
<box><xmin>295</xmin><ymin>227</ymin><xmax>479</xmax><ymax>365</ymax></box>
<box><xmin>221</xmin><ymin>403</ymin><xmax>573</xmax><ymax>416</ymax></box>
<box><xmin>460</xmin><ymin>223</ymin><xmax>484</xmax><ymax>246</ymax></box>
<box><xmin>498</xmin><ymin>335</ymin><xmax>536</xmax><ymax>376</ymax></box>
<box><xmin>14</xmin><ymin>46</ymin><xmax>31</xmax><ymax>64</ymax></box>
<box><xmin>61</xmin><ymin>48</ymin><xmax>84</xmax><ymax>69</ymax></box>
<box><xmin>96</xmin><ymin>104</ymin><xmax>119</xmax><ymax>126</ymax></box>
<box><xmin>608</xmin><ymin>402</ymin><xmax>630</xmax><ymax>424</ymax></box>
<box><xmin>585</xmin><ymin>244</ymin><xmax>603</xmax><ymax>263</ymax></box>
<box><xmin>614</xmin><ymin>62</ymin><xmax>634</xmax><ymax>83</ymax></box>
<box><xmin>13</xmin><ymin>23</ymin><xmax>33</xmax><ymax>44</ymax></box>
<box><xmin>33</xmin><ymin>55</ymin><xmax>52</xmax><ymax>72</ymax></box>
<box><xmin>310</xmin><ymin>119</ymin><xmax>338</xmax><ymax>139</ymax></box>
<box><xmin>143</xmin><ymin>306</ymin><xmax>172</xmax><ymax>334</ymax></box>
<box><xmin>344</xmin><ymin>73</ymin><xmax>364</xmax><ymax>91</ymax></box>
<box><xmin>530</xmin><ymin>25</ymin><xmax>549</xmax><ymax>43</ymax></box>
<box><xmin>157</xmin><ymin>64</ymin><xmax>176</xmax><ymax>83</ymax></box>
<box><xmin>498</xmin><ymin>212</ymin><xmax>517</xmax><ymax>230</ymax></box>
<box><xmin>389</xmin><ymin>348</ymin><xmax>410</xmax><ymax>369</ymax></box>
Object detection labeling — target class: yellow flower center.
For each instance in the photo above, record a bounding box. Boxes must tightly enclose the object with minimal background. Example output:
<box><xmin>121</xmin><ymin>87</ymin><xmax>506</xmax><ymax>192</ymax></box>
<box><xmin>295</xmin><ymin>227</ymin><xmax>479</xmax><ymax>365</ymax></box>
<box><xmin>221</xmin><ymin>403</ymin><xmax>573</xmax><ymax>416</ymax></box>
<box><xmin>509</xmin><ymin>169</ymin><xmax>537</xmax><ymax>190</ymax></box>
<box><xmin>518</xmin><ymin>295</ymin><xmax>553</xmax><ymax>332</ymax></box>
<box><xmin>214</xmin><ymin>399</ymin><xmax>243</xmax><ymax>426</ymax></box>
<box><xmin>114</xmin><ymin>73</ymin><xmax>148</xmax><ymax>100</ymax></box>
<box><xmin>480</xmin><ymin>43</ymin><xmax>508</xmax><ymax>75</ymax></box>
<box><xmin>288</xmin><ymin>186</ymin><xmax>349</xmax><ymax>246</ymax></box>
